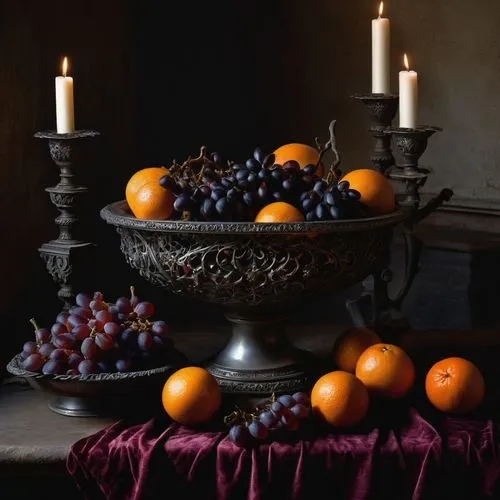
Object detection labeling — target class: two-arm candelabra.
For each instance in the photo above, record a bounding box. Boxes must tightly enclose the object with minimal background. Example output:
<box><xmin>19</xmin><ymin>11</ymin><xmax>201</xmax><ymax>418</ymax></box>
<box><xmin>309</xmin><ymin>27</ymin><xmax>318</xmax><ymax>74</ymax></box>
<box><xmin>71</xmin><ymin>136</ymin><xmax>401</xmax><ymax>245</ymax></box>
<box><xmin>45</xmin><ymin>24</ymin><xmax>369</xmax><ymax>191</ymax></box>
<box><xmin>348</xmin><ymin>94</ymin><xmax>453</xmax><ymax>334</ymax></box>
<box><xmin>35</xmin><ymin>130</ymin><xmax>99</xmax><ymax>311</ymax></box>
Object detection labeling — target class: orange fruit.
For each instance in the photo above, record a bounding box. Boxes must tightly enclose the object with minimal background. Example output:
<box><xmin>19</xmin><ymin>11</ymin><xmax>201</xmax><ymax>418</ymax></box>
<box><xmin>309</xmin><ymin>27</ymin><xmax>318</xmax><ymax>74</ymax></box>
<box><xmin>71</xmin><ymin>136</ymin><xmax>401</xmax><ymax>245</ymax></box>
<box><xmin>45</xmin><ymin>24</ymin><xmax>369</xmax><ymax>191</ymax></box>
<box><xmin>311</xmin><ymin>371</ymin><xmax>369</xmax><ymax>427</ymax></box>
<box><xmin>162</xmin><ymin>366</ymin><xmax>221</xmax><ymax>426</ymax></box>
<box><xmin>355</xmin><ymin>343</ymin><xmax>415</xmax><ymax>398</ymax></box>
<box><xmin>425</xmin><ymin>357</ymin><xmax>485</xmax><ymax>414</ymax></box>
<box><xmin>126</xmin><ymin>167</ymin><xmax>174</xmax><ymax>220</ymax></box>
<box><xmin>255</xmin><ymin>202</ymin><xmax>305</xmax><ymax>223</ymax></box>
<box><xmin>273</xmin><ymin>143</ymin><xmax>323</xmax><ymax>176</ymax></box>
<box><xmin>333</xmin><ymin>327</ymin><xmax>381</xmax><ymax>373</ymax></box>
<box><xmin>341</xmin><ymin>169</ymin><xmax>396</xmax><ymax>215</ymax></box>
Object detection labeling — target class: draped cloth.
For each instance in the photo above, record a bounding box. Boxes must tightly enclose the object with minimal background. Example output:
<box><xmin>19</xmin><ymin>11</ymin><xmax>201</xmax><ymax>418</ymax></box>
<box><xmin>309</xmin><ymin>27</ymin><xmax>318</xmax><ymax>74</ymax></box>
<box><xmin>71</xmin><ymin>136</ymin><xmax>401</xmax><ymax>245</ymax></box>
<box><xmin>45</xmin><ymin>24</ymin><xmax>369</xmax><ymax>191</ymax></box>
<box><xmin>67</xmin><ymin>402</ymin><xmax>500</xmax><ymax>500</ymax></box>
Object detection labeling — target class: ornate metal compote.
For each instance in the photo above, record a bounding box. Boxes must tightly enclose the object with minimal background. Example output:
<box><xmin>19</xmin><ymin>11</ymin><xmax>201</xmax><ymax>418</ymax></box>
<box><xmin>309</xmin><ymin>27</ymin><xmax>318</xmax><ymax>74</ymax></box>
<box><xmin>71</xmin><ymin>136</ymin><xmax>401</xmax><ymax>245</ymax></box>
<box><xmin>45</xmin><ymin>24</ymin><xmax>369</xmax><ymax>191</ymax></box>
<box><xmin>35</xmin><ymin>130</ymin><xmax>99</xmax><ymax>310</ymax></box>
<box><xmin>101</xmin><ymin>203</ymin><xmax>407</xmax><ymax>394</ymax></box>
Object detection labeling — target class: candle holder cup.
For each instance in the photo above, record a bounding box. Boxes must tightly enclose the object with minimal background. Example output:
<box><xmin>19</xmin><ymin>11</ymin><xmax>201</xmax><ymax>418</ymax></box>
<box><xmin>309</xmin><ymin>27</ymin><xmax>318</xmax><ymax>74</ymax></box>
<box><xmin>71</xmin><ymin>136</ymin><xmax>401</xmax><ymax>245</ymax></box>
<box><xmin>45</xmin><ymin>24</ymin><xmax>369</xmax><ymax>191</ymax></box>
<box><xmin>35</xmin><ymin>129</ymin><xmax>100</xmax><ymax>310</ymax></box>
<box><xmin>351</xmin><ymin>93</ymin><xmax>399</xmax><ymax>174</ymax></box>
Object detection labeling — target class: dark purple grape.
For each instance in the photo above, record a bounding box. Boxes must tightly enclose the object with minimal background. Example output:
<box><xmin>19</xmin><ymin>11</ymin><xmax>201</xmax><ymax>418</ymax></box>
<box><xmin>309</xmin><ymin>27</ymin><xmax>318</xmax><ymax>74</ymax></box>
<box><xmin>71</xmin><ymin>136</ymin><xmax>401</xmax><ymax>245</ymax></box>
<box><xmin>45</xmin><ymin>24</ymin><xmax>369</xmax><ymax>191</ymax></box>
<box><xmin>134</xmin><ymin>302</ymin><xmax>155</xmax><ymax>319</ymax></box>
<box><xmin>263</xmin><ymin>153</ymin><xmax>275</xmax><ymax>169</ymax></box>
<box><xmin>302</xmin><ymin>164</ymin><xmax>316</xmax><ymax>176</ymax></box>
<box><xmin>23</xmin><ymin>341</ymin><xmax>37</xmax><ymax>356</ymax></box>
<box><xmin>337</xmin><ymin>180</ymin><xmax>349</xmax><ymax>192</ymax></box>
<box><xmin>159</xmin><ymin>174</ymin><xmax>176</xmax><ymax>190</ymax></box>
<box><xmin>282</xmin><ymin>178</ymin><xmax>295</xmax><ymax>191</ymax></box>
<box><xmin>302</xmin><ymin>198</ymin><xmax>315</xmax><ymax>212</ymax></box>
<box><xmin>49</xmin><ymin>348</ymin><xmax>69</xmax><ymax>362</ymax></box>
<box><xmin>23</xmin><ymin>353</ymin><xmax>44</xmax><ymax>372</ymax></box>
<box><xmin>38</xmin><ymin>343</ymin><xmax>55</xmax><ymax>358</ymax></box>
<box><xmin>259</xmin><ymin>410</ymin><xmax>278</xmax><ymax>428</ymax></box>
<box><xmin>283</xmin><ymin>160</ymin><xmax>300</xmax><ymax>175</ymax></box>
<box><xmin>95</xmin><ymin>309</ymin><xmax>113</xmax><ymax>325</ymax></box>
<box><xmin>315</xmin><ymin>203</ymin><xmax>330</xmax><ymax>221</ymax></box>
<box><xmin>95</xmin><ymin>333</ymin><xmax>113</xmax><ymax>351</ymax></box>
<box><xmin>232</xmin><ymin>163</ymin><xmax>245</xmax><ymax>172</ymax></box>
<box><xmin>88</xmin><ymin>318</ymin><xmax>103</xmax><ymax>332</ymax></box>
<box><xmin>67</xmin><ymin>314</ymin><xmax>87</xmax><ymax>329</ymax></box>
<box><xmin>116</xmin><ymin>296</ymin><xmax>132</xmax><ymax>314</ymax></box>
<box><xmin>215</xmin><ymin>197</ymin><xmax>230</xmax><ymax>216</ymax></box>
<box><xmin>221</xmin><ymin>178</ymin><xmax>234</xmax><ymax>189</ymax></box>
<box><xmin>56</xmin><ymin>312</ymin><xmax>69</xmax><ymax>325</ymax></box>
<box><xmin>76</xmin><ymin>293</ymin><xmax>91</xmax><ymax>308</ymax></box>
<box><xmin>226</xmin><ymin>188</ymin><xmax>241</xmax><ymax>204</ymax></box>
<box><xmin>277</xmin><ymin>395</ymin><xmax>295</xmax><ymax>408</ymax></box>
<box><xmin>235</xmin><ymin>169</ymin><xmax>248</xmax><ymax>182</ymax></box>
<box><xmin>97</xmin><ymin>360</ymin><xmax>112</xmax><ymax>374</ymax></box>
<box><xmin>248</xmin><ymin>421</ymin><xmax>269</xmax><ymax>440</ymax></box>
<box><xmin>292</xmin><ymin>392</ymin><xmax>310</xmax><ymax>405</ymax></box>
<box><xmin>68</xmin><ymin>352</ymin><xmax>83</xmax><ymax>368</ymax></box>
<box><xmin>253</xmin><ymin>147</ymin><xmax>264</xmax><ymax>164</ymax></box>
<box><xmin>78</xmin><ymin>359</ymin><xmax>97</xmax><ymax>375</ymax></box>
<box><xmin>199</xmin><ymin>184</ymin><xmax>212</xmax><ymax>197</ymax></box>
<box><xmin>20</xmin><ymin>351</ymin><xmax>29</xmax><ymax>360</ymax></box>
<box><xmin>73</xmin><ymin>324</ymin><xmax>91</xmax><ymax>341</ymax></box>
<box><xmin>152</xmin><ymin>320</ymin><xmax>169</xmax><ymax>337</ymax></box>
<box><xmin>200</xmin><ymin>198</ymin><xmax>216</xmax><ymax>219</ymax></box>
<box><xmin>247</xmin><ymin>172</ymin><xmax>258</xmax><ymax>186</ymax></box>
<box><xmin>290</xmin><ymin>404</ymin><xmax>309</xmax><ymax>419</ymax></box>
<box><xmin>81</xmin><ymin>337</ymin><xmax>97</xmax><ymax>360</ymax></box>
<box><xmin>306</xmin><ymin>210</ymin><xmax>316</xmax><ymax>221</ymax></box>
<box><xmin>243</xmin><ymin>191</ymin><xmax>256</xmax><ymax>207</ymax></box>
<box><xmin>89</xmin><ymin>300</ymin><xmax>106</xmax><ymax>313</ymax></box>
<box><xmin>257</xmin><ymin>184</ymin><xmax>269</xmax><ymax>200</ymax></box>
<box><xmin>301</xmin><ymin>175</ymin><xmax>314</xmax><ymax>188</ymax></box>
<box><xmin>314</xmin><ymin>180</ymin><xmax>327</xmax><ymax>193</ymax></box>
<box><xmin>257</xmin><ymin>169</ymin><xmax>270</xmax><ymax>182</ymax></box>
<box><xmin>347</xmin><ymin>189</ymin><xmax>361</xmax><ymax>200</ymax></box>
<box><xmin>271</xmin><ymin>168</ymin><xmax>282</xmax><ymax>181</ymax></box>
<box><xmin>271</xmin><ymin>401</ymin><xmax>285</xmax><ymax>417</ymax></box>
<box><xmin>330</xmin><ymin>206</ymin><xmax>340</xmax><ymax>219</ymax></box>
<box><xmin>54</xmin><ymin>333</ymin><xmax>76</xmax><ymax>349</ymax></box>
<box><xmin>174</xmin><ymin>193</ymin><xmax>192</xmax><ymax>211</ymax></box>
<box><xmin>246</xmin><ymin>158</ymin><xmax>260</xmax><ymax>172</ymax></box>
<box><xmin>152</xmin><ymin>335</ymin><xmax>173</xmax><ymax>349</ymax></box>
<box><xmin>51</xmin><ymin>323</ymin><xmax>67</xmax><ymax>336</ymax></box>
<box><xmin>42</xmin><ymin>360</ymin><xmax>64</xmax><ymax>375</ymax></box>
<box><xmin>324</xmin><ymin>191</ymin><xmax>336</xmax><ymax>206</ymax></box>
<box><xmin>93</xmin><ymin>291</ymin><xmax>104</xmax><ymax>302</ymax></box>
<box><xmin>120</xmin><ymin>327</ymin><xmax>137</xmax><ymax>347</ymax></box>
<box><xmin>138</xmin><ymin>331</ymin><xmax>153</xmax><ymax>350</ymax></box>
<box><xmin>228</xmin><ymin>424</ymin><xmax>251</xmax><ymax>447</ymax></box>
<box><xmin>116</xmin><ymin>358</ymin><xmax>132</xmax><ymax>373</ymax></box>
<box><xmin>281</xmin><ymin>412</ymin><xmax>299</xmax><ymax>431</ymax></box>
<box><xmin>70</xmin><ymin>306</ymin><xmax>92</xmax><ymax>320</ymax></box>
<box><xmin>104</xmin><ymin>322</ymin><xmax>121</xmax><ymax>337</ymax></box>
<box><xmin>35</xmin><ymin>328</ymin><xmax>51</xmax><ymax>343</ymax></box>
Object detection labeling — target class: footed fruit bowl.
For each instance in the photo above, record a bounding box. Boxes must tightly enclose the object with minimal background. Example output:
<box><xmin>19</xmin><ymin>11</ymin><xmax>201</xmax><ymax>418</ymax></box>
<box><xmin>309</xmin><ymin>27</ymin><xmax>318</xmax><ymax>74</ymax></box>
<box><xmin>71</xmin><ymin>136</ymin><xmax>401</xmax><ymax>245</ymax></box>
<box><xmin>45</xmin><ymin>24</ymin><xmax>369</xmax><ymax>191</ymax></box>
<box><xmin>101</xmin><ymin>200</ymin><xmax>407</xmax><ymax>395</ymax></box>
<box><xmin>7</xmin><ymin>352</ymin><xmax>187</xmax><ymax>417</ymax></box>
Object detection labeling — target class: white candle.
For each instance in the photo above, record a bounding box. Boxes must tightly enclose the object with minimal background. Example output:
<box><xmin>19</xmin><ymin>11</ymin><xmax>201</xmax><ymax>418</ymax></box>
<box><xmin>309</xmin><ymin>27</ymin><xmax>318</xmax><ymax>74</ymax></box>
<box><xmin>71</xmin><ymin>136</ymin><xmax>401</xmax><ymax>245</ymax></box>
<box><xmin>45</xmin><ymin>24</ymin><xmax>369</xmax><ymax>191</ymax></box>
<box><xmin>399</xmin><ymin>54</ymin><xmax>418</xmax><ymax>128</ymax></box>
<box><xmin>55</xmin><ymin>57</ymin><xmax>75</xmax><ymax>133</ymax></box>
<box><xmin>372</xmin><ymin>2</ymin><xmax>390</xmax><ymax>94</ymax></box>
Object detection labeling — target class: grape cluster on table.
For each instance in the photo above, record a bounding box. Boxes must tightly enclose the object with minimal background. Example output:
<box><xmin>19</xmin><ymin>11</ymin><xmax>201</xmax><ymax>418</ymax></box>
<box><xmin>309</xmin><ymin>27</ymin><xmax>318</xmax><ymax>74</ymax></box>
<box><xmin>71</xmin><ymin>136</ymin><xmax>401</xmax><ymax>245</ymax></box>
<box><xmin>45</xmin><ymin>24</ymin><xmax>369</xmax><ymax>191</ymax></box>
<box><xmin>20</xmin><ymin>287</ymin><xmax>174</xmax><ymax>376</ymax></box>
<box><xmin>160</xmin><ymin>148</ymin><xmax>367</xmax><ymax>222</ymax></box>
<box><xmin>227</xmin><ymin>392</ymin><xmax>311</xmax><ymax>447</ymax></box>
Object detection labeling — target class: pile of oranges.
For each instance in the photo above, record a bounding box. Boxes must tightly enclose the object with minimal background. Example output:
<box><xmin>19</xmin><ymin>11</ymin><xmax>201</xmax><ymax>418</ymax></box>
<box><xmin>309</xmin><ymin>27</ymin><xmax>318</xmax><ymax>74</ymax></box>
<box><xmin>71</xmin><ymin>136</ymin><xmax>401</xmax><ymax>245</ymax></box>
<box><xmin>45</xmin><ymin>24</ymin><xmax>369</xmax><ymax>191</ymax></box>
<box><xmin>311</xmin><ymin>327</ymin><xmax>485</xmax><ymax>428</ymax></box>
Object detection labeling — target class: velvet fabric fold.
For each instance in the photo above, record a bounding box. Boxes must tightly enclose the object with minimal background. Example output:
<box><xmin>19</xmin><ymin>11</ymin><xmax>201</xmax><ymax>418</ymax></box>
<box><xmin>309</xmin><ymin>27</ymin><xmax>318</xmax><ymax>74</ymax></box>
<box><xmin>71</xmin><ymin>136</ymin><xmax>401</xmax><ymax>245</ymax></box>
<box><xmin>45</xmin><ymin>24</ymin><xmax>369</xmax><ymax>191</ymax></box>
<box><xmin>67</xmin><ymin>406</ymin><xmax>500</xmax><ymax>500</ymax></box>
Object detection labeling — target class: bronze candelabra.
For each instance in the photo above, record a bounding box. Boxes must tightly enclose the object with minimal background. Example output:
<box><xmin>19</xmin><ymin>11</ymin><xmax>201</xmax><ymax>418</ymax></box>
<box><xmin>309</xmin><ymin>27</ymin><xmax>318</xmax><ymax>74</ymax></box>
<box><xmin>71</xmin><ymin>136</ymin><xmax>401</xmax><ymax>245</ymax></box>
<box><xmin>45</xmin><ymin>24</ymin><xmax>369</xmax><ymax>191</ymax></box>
<box><xmin>35</xmin><ymin>130</ymin><xmax>100</xmax><ymax>311</ymax></box>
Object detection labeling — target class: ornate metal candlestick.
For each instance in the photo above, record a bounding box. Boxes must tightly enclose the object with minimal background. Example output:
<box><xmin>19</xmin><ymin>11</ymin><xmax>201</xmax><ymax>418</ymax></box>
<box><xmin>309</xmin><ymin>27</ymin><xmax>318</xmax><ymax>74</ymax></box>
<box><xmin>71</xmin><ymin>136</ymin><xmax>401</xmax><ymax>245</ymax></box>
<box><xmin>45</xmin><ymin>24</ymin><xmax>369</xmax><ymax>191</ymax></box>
<box><xmin>35</xmin><ymin>130</ymin><xmax>100</xmax><ymax>310</ymax></box>
<box><xmin>351</xmin><ymin>93</ymin><xmax>399</xmax><ymax>173</ymax></box>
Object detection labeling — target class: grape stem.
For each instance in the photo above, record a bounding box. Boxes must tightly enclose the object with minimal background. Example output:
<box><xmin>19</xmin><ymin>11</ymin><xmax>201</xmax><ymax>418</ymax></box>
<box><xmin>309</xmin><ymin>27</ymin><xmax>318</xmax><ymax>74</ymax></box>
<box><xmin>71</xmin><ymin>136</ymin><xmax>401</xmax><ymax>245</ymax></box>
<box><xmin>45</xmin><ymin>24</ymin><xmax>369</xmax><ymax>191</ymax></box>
<box><xmin>29</xmin><ymin>318</ymin><xmax>39</xmax><ymax>332</ymax></box>
<box><xmin>314</xmin><ymin>119</ymin><xmax>342</xmax><ymax>184</ymax></box>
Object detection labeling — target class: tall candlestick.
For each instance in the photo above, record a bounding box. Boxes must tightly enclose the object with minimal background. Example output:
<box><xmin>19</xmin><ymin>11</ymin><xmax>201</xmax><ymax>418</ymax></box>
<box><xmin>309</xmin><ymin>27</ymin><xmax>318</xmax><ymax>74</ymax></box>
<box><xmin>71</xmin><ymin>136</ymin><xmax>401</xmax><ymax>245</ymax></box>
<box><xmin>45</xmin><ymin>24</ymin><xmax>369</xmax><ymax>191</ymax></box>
<box><xmin>55</xmin><ymin>57</ymin><xmax>75</xmax><ymax>134</ymax></box>
<box><xmin>399</xmin><ymin>54</ymin><xmax>418</xmax><ymax>129</ymax></box>
<box><xmin>372</xmin><ymin>2</ymin><xmax>390</xmax><ymax>94</ymax></box>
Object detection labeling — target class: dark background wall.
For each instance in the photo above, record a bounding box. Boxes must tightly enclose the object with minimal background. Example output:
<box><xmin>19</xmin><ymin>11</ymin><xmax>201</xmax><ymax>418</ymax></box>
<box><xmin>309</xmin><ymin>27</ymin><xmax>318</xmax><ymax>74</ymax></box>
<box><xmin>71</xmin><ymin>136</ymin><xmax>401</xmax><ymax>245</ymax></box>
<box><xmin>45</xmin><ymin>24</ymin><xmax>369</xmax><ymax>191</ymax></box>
<box><xmin>1</xmin><ymin>0</ymin><xmax>499</xmax><ymax>365</ymax></box>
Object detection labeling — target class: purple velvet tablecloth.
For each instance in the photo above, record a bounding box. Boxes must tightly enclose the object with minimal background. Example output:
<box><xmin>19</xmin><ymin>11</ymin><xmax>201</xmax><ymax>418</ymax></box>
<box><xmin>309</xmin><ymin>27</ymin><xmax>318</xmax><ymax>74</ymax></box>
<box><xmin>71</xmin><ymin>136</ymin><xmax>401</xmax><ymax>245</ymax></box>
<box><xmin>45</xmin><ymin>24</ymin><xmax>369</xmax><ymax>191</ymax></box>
<box><xmin>67</xmin><ymin>404</ymin><xmax>500</xmax><ymax>500</ymax></box>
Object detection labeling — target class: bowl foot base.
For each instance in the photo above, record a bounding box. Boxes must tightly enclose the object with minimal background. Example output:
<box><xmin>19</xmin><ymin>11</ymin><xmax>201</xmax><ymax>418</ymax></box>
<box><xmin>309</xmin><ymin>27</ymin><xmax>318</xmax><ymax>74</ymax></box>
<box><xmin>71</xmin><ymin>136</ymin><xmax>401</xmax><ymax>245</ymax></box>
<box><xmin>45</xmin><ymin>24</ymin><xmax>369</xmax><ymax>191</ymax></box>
<box><xmin>203</xmin><ymin>312</ymin><xmax>321</xmax><ymax>395</ymax></box>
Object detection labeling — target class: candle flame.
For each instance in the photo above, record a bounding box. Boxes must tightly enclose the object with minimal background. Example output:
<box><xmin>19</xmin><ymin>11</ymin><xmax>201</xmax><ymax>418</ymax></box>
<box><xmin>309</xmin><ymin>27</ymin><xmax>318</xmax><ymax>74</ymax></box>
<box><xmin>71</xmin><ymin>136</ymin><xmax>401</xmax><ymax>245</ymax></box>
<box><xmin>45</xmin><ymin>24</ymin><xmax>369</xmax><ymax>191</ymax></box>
<box><xmin>379</xmin><ymin>2</ymin><xmax>384</xmax><ymax>17</ymax></box>
<box><xmin>62</xmin><ymin>57</ymin><xmax>68</xmax><ymax>77</ymax></box>
<box><xmin>403</xmin><ymin>53</ymin><xmax>410</xmax><ymax>71</ymax></box>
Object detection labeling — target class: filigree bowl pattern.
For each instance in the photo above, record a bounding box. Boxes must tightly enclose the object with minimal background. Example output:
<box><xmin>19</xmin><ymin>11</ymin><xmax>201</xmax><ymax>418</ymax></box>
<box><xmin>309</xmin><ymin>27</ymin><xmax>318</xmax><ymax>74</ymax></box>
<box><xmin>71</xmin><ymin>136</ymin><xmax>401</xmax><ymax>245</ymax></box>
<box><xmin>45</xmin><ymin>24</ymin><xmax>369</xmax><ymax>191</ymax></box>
<box><xmin>101</xmin><ymin>201</ymin><xmax>407</xmax><ymax>309</ymax></box>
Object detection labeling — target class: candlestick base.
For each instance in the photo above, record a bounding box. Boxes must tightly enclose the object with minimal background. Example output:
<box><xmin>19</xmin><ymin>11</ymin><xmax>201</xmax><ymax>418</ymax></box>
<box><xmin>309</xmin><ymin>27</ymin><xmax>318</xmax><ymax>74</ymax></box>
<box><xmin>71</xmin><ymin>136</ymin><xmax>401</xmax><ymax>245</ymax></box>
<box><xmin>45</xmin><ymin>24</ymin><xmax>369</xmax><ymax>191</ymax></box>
<box><xmin>351</xmin><ymin>93</ymin><xmax>399</xmax><ymax>174</ymax></box>
<box><xmin>35</xmin><ymin>129</ymin><xmax>100</xmax><ymax>310</ymax></box>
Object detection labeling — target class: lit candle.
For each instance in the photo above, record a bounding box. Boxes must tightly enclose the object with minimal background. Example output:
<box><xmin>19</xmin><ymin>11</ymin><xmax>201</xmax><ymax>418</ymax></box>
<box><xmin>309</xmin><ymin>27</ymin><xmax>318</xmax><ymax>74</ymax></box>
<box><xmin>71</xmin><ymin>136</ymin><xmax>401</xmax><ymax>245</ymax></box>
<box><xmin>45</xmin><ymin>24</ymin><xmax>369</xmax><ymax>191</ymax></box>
<box><xmin>372</xmin><ymin>2</ymin><xmax>390</xmax><ymax>94</ymax></box>
<box><xmin>55</xmin><ymin>57</ymin><xmax>75</xmax><ymax>133</ymax></box>
<box><xmin>399</xmin><ymin>53</ymin><xmax>418</xmax><ymax>128</ymax></box>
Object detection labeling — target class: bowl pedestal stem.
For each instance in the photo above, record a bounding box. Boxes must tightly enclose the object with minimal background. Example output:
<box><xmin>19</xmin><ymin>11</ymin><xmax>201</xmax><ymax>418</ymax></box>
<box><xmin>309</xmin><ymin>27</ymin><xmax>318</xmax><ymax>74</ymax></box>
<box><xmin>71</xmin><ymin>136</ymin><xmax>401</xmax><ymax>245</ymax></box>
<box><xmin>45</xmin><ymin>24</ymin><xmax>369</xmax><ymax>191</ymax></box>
<box><xmin>204</xmin><ymin>312</ymin><xmax>319</xmax><ymax>396</ymax></box>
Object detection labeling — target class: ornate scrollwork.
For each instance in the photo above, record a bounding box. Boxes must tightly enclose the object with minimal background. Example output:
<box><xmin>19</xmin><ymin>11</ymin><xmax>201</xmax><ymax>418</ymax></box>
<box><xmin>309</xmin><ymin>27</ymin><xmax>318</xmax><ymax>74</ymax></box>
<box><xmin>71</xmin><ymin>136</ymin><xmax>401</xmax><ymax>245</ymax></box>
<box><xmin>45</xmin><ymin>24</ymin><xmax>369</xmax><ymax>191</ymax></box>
<box><xmin>114</xmin><ymin>224</ymin><xmax>393</xmax><ymax>307</ymax></box>
<box><xmin>49</xmin><ymin>192</ymin><xmax>78</xmax><ymax>208</ymax></box>
<box><xmin>215</xmin><ymin>377</ymin><xmax>309</xmax><ymax>394</ymax></box>
<box><xmin>41</xmin><ymin>253</ymin><xmax>71</xmax><ymax>285</ymax></box>
<box><xmin>48</xmin><ymin>140</ymin><xmax>73</xmax><ymax>164</ymax></box>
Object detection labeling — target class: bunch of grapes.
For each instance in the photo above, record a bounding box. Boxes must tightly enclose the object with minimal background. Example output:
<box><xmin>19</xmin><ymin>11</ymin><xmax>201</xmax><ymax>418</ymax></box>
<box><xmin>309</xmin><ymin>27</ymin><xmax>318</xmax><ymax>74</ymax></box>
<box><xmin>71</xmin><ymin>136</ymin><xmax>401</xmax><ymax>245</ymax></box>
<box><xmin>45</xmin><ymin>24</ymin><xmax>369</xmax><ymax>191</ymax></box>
<box><xmin>159</xmin><ymin>147</ymin><xmax>368</xmax><ymax>222</ymax></box>
<box><xmin>226</xmin><ymin>392</ymin><xmax>311</xmax><ymax>447</ymax></box>
<box><xmin>19</xmin><ymin>287</ymin><xmax>174</xmax><ymax>377</ymax></box>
